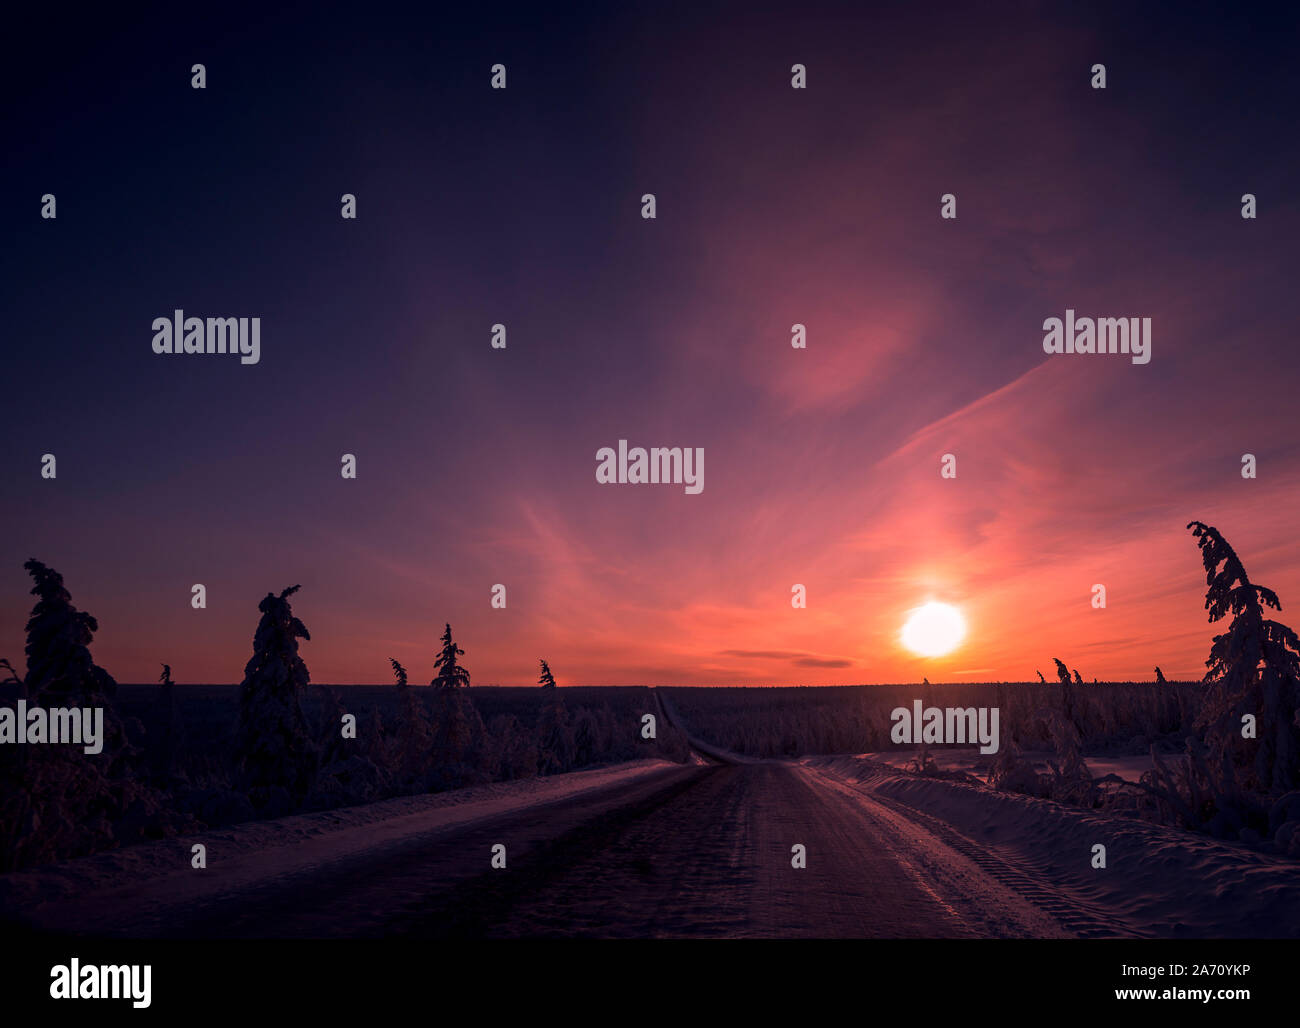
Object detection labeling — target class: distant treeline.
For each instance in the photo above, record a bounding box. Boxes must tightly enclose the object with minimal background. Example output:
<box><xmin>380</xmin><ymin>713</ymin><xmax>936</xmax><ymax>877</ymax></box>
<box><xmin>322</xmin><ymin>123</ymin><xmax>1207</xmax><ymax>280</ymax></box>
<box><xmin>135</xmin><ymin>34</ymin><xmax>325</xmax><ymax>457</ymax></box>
<box><xmin>664</xmin><ymin>681</ymin><xmax>1199</xmax><ymax>758</ymax></box>
<box><xmin>123</xmin><ymin>681</ymin><xmax>687</xmax><ymax>807</ymax></box>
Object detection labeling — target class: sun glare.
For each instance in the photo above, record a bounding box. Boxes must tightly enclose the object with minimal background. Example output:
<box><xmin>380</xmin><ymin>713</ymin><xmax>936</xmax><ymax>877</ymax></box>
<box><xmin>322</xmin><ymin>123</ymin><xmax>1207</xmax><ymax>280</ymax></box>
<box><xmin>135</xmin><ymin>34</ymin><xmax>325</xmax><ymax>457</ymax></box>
<box><xmin>901</xmin><ymin>602</ymin><xmax>967</xmax><ymax>657</ymax></box>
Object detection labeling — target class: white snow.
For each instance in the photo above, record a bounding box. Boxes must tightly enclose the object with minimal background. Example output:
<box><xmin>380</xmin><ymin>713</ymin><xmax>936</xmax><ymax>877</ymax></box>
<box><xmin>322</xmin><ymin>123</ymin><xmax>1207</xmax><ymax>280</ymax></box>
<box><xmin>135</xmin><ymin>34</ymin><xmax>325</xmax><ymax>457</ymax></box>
<box><xmin>860</xmin><ymin>748</ymin><xmax>1153</xmax><ymax>784</ymax></box>
<box><xmin>7</xmin><ymin>742</ymin><xmax>1295</xmax><ymax>939</ymax></box>
<box><xmin>806</xmin><ymin>754</ymin><xmax>1300</xmax><ymax>937</ymax></box>
<box><xmin>0</xmin><ymin>758</ymin><xmax>678</xmax><ymax>933</ymax></box>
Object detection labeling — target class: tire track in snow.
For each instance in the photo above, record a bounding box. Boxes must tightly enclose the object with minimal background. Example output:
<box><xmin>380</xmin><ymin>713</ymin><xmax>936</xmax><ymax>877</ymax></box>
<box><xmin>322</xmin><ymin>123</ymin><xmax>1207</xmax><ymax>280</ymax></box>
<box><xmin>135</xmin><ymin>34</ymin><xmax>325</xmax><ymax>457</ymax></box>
<box><xmin>800</xmin><ymin>764</ymin><xmax>1142</xmax><ymax>938</ymax></box>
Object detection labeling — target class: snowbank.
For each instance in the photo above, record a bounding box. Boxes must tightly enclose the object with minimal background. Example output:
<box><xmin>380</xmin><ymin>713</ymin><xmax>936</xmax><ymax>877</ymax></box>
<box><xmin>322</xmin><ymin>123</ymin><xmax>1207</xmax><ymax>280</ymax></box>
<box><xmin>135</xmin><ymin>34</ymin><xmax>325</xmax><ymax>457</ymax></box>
<box><xmin>807</xmin><ymin>755</ymin><xmax>1300</xmax><ymax>938</ymax></box>
<box><xmin>860</xmin><ymin>749</ymin><xmax>1152</xmax><ymax>784</ymax></box>
<box><xmin>0</xmin><ymin>758</ymin><xmax>678</xmax><ymax>926</ymax></box>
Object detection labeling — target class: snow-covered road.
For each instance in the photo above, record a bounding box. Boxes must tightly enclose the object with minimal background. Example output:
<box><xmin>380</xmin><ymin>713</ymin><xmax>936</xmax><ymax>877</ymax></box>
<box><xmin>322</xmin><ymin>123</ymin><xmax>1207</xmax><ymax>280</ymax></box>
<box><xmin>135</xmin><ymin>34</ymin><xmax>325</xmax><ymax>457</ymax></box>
<box><xmin>4</xmin><ymin>750</ymin><xmax>1297</xmax><ymax>937</ymax></box>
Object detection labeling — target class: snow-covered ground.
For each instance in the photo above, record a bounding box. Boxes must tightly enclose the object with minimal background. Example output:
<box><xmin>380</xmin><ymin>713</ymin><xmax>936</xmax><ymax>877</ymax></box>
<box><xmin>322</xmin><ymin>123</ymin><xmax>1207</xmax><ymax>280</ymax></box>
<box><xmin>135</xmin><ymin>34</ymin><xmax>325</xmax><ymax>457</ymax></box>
<box><xmin>5</xmin><ymin>744</ymin><xmax>1297</xmax><ymax>938</ymax></box>
<box><xmin>807</xmin><ymin>754</ymin><xmax>1300</xmax><ymax>937</ymax></box>
<box><xmin>861</xmin><ymin>748</ymin><xmax>1153</xmax><ymax>784</ymax></box>
<box><xmin>0</xmin><ymin>758</ymin><xmax>680</xmax><ymax>932</ymax></box>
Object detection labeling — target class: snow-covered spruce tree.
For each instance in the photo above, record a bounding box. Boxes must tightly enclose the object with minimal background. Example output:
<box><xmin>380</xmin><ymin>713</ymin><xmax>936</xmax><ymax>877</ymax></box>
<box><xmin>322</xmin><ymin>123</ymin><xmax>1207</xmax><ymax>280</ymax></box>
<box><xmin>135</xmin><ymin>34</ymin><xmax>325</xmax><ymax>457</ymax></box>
<box><xmin>1038</xmin><ymin>656</ymin><xmax>1093</xmax><ymax>805</ymax></box>
<box><xmin>431</xmin><ymin>624</ymin><xmax>470</xmax><ymax>689</ymax></box>
<box><xmin>428</xmin><ymin>627</ymin><xmax>484</xmax><ymax>786</ymax></box>
<box><xmin>1187</xmin><ymin>521</ymin><xmax>1300</xmax><ymax>808</ymax></box>
<box><xmin>23</xmin><ymin>559</ymin><xmax>122</xmax><ymax>708</ymax></box>
<box><xmin>233</xmin><ymin>585</ymin><xmax>318</xmax><ymax>808</ymax></box>
<box><xmin>1041</xmin><ymin>704</ymin><xmax>1094</xmax><ymax>805</ymax></box>
<box><xmin>391</xmin><ymin>657</ymin><xmax>434</xmax><ymax>786</ymax></box>
<box><xmin>988</xmin><ymin>734</ymin><xmax>1043</xmax><ymax>797</ymax></box>
<box><xmin>1051</xmin><ymin>657</ymin><xmax>1087</xmax><ymax>732</ymax></box>
<box><xmin>486</xmin><ymin>713</ymin><xmax>539</xmax><ymax>780</ymax></box>
<box><xmin>0</xmin><ymin>560</ymin><xmax>151</xmax><ymax>870</ymax></box>
<box><xmin>572</xmin><ymin>708</ymin><xmax>601</xmax><ymax>768</ymax></box>
<box><xmin>536</xmin><ymin>660</ymin><xmax>573</xmax><ymax>775</ymax></box>
<box><xmin>986</xmin><ymin>732</ymin><xmax>1021</xmax><ymax>789</ymax></box>
<box><xmin>307</xmin><ymin>683</ymin><xmax>390</xmax><ymax>809</ymax></box>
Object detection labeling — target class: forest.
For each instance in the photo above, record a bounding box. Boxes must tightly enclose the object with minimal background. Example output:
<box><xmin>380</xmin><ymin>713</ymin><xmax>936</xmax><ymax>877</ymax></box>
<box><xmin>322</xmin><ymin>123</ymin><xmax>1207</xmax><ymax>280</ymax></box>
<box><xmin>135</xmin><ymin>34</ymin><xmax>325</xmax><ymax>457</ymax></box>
<box><xmin>2</xmin><ymin>521</ymin><xmax>1297</xmax><ymax>871</ymax></box>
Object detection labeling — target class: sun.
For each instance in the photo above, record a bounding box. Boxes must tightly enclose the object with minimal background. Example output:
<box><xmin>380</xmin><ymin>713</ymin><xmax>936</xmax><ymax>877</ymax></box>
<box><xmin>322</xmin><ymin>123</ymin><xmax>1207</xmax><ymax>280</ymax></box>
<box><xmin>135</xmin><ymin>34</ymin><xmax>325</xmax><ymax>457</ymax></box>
<box><xmin>901</xmin><ymin>601</ymin><xmax>967</xmax><ymax>657</ymax></box>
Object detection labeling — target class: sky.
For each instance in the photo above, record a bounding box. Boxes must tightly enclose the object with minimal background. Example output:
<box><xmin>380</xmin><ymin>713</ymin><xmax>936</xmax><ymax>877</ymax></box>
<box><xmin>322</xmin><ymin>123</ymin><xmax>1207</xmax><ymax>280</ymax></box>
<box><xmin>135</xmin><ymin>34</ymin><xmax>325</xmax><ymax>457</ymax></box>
<box><xmin>3</xmin><ymin>2</ymin><xmax>1299</xmax><ymax>685</ymax></box>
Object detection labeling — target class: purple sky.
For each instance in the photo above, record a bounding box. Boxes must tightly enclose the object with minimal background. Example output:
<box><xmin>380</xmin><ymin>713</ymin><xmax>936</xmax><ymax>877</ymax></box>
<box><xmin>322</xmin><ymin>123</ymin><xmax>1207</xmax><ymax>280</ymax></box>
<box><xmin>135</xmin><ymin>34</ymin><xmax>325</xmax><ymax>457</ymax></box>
<box><xmin>3</xmin><ymin>3</ymin><xmax>1298</xmax><ymax>684</ymax></box>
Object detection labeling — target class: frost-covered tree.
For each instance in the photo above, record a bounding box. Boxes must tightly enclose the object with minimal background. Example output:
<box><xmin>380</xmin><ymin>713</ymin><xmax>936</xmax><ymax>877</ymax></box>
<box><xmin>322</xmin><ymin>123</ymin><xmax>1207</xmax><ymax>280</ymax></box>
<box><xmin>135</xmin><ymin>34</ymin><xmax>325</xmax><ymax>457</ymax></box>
<box><xmin>23</xmin><ymin>559</ymin><xmax>120</xmax><ymax>708</ymax></box>
<box><xmin>988</xmin><ymin>734</ymin><xmax>1042</xmax><ymax>796</ymax></box>
<box><xmin>572</xmin><ymin>709</ymin><xmax>600</xmax><ymax>767</ymax></box>
<box><xmin>391</xmin><ymin>657</ymin><xmax>434</xmax><ymax>785</ymax></box>
<box><xmin>538</xmin><ymin>659</ymin><xmax>557</xmax><ymax>689</ymax></box>
<box><xmin>0</xmin><ymin>560</ymin><xmax>150</xmax><ymax>870</ymax></box>
<box><xmin>1041</xmin><ymin>704</ymin><xmax>1093</xmax><ymax>805</ymax></box>
<box><xmin>233</xmin><ymin>585</ymin><xmax>318</xmax><ymax>805</ymax></box>
<box><xmin>1187</xmin><ymin>521</ymin><xmax>1300</xmax><ymax>800</ymax></box>
<box><xmin>307</xmin><ymin>683</ymin><xmax>391</xmax><ymax>808</ymax></box>
<box><xmin>431</xmin><ymin>689</ymin><xmax>481</xmax><ymax>773</ymax></box>
<box><xmin>1037</xmin><ymin>656</ymin><xmax>1091</xmax><ymax>803</ymax></box>
<box><xmin>431</xmin><ymin>624</ymin><xmax>470</xmax><ymax>689</ymax></box>
<box><xmin>425</xmin><ymin>631</ymin><xmax>484</xmax><ymax>785</ymax></box>
<box><xmin>486</xmin><ymin>713</ymin><xmax>538</xmax><ymax>780</ymax></box>
<box><xmin>1138</xmin><ymin>526</ymin><xmax>1300</xmax><ymax>839</ymax></box>
<box><xmin>536</xmin><ymin>681</ymin><xmax>573</xmax><ymax>775</ymax></box>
